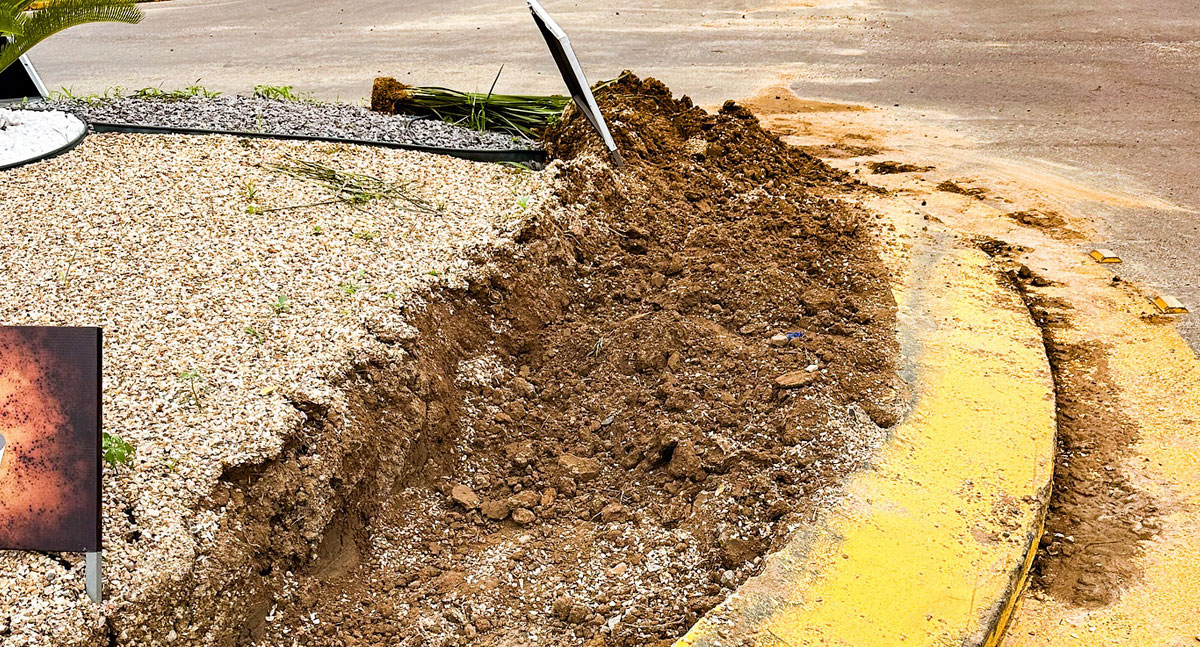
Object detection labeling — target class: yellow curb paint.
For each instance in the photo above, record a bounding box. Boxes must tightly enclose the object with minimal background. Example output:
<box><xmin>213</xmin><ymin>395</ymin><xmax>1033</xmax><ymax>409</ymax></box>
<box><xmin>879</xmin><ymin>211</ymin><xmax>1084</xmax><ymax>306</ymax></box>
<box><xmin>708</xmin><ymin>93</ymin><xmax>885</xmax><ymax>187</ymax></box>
<box><xmin>676</xmin><ymin>242</ymin><xmax>1056</xmax><ymax>647</ymax></box>
<box><xmin>741</xmin><ymin>81</ymin><xmax>1200</xmax><ymax>646</ymax></box>
<box><xmin>1004</xmin><ymin>288</ymin><xmax>1200</xmax><ymax>647</ymax></box>
<box><xmin>981</xmin><ymin>518</ymin><xmax>1042</xmax><ymax>647</ymax></box>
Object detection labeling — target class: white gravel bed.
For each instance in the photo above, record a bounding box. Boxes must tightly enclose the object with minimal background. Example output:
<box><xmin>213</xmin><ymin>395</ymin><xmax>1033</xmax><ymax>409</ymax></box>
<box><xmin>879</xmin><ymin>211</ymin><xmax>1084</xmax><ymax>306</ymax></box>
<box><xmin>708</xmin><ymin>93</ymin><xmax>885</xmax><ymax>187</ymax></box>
<box><xmin>0</xmin><ymin>133</ymin><xmax>553</xmax><ymax>646</ymax></box>
<box><xmin>25</xmin><ymin>95</ymin><xmax>536</xmax><ymax>150</ymax></box>
<box><xmin>0</xmin><ymin>108</ymin><xmax>85</xmax><ymax>168</ymax></box>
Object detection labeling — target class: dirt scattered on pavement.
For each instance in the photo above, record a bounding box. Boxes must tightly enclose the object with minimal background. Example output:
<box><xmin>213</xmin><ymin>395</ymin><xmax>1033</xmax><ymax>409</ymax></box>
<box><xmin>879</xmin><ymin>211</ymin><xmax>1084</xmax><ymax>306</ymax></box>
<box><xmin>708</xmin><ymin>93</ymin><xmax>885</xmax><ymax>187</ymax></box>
<box><xmin>255</xmin><ymin>74</ymin><xmax>902</xmax><ymax>647</ymax></box>
<box><xmin>867</xmin><ymin>160</ymin><xmax>932</xmax><ymax>174</ymax></box>
<box><xmin>937</xmin><ymin>179</ymin><xmax>988</xmax><ymax>199</ymax></box>
<box><xmin>1004</xmin><ymin>209</ymin><xmax>1080</xmax><ymax>239</ymax></box>
<box><xmin>1033</xmin><ymin>336</ymin><xmax>1160</xmax><ymax>607</ymax></box>
<box><xmin>997</xmin><ymin>257</ymin><xmax>1163</xmax><ymax>608</ymax></box>
<box><xmin>799</xmin><ymin>139</ymin><xmax>881</xmax><ymax>159</ymax></box>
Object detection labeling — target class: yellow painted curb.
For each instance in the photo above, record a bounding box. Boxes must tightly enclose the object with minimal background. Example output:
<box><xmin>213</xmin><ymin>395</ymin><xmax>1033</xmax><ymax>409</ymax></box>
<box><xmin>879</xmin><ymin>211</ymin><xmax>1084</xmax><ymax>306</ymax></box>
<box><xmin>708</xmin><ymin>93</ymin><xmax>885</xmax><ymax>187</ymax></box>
<box><xmin>675</xmin><ymin>240</ymin><xmax>1056</xmax><ymax>647</ymax></box>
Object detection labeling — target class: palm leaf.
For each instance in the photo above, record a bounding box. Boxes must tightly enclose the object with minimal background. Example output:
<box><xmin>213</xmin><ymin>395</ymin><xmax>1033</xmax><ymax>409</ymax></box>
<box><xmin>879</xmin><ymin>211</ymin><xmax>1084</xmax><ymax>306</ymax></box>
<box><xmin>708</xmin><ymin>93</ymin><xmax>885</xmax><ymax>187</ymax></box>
<box><xmin>0</xmin><ymin>1</ymin><xmax>26</xmax><ymax>34</ymax></box>
<box><xmin>0</xmin><ymin>0</ymin><xmax>141</xmax><ymax>74</ymax></box>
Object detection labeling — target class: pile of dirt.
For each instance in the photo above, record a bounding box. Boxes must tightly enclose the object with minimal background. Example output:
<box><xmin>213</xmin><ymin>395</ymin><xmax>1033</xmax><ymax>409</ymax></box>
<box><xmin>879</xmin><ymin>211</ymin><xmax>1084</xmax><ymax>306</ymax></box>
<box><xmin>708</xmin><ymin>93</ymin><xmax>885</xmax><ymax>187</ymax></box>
<box><xmin>256</xmin><ymin>74</ymin><xmax>901</xmax><ymax>647</ymax></box>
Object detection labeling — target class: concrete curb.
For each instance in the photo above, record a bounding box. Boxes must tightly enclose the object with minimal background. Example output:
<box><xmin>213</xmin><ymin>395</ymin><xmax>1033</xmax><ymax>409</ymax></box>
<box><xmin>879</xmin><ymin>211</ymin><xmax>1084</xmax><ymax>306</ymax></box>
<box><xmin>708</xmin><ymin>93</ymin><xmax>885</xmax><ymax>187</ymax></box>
<box><xmin>675</xmin><ymin>211</ymin><xmax>1057</xmax><ymax>646</ymax></box>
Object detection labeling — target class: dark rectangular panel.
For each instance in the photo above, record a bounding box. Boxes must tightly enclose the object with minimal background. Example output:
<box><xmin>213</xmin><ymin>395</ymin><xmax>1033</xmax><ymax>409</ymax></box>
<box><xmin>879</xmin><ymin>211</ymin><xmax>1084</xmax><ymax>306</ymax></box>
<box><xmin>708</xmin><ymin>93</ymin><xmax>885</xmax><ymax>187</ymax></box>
<box><xmin>0</xmin><ymin>37</ymin><xmax>47</xmax><ymax>102</ymax></box>
<box><xmin>0</xmin><ymin>326</ymin><xmax>101</xmax><ymax>552</ymax></box>
<box><xmin>527</xmin><ymin>0</ymin><xmax>623</xmax><ymax>167</ymax></box>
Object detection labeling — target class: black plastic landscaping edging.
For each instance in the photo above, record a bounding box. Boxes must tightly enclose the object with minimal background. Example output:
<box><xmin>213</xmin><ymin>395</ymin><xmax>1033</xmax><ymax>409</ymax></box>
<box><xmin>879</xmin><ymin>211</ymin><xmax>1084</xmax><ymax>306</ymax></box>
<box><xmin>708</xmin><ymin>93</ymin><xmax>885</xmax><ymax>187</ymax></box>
<box><xmin>0</xmin><ymin>127</ymin><xmax>87</xmax><ymax>172</ymax></box>
<box><xmin>87</xmin><ymin>122</ymin><xmax>548</xmax><ymax>165</ymax></box>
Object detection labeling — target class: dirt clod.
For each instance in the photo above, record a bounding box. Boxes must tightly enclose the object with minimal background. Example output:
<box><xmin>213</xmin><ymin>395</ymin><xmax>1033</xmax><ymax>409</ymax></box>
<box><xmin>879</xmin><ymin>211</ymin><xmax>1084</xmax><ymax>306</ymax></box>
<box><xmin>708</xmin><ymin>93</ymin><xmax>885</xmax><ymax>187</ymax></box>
<box><xmin>937</xmin><ymin>179</ymin><xmax>988</xmax><ymax>199</ymax></box>
<box><xmin>867</xmin><ymin>160</ymin><xmax>933</xmax><ymax>174</ymax></box>
<box><xmin>559</xmin><ymin>454</ymin><xmax>603</xmax><ymax>481</ymax></box>
<box><xmin>449</xmin><ymin>484</ymin><xmax>480</xmax><ymax>509</ymax></box>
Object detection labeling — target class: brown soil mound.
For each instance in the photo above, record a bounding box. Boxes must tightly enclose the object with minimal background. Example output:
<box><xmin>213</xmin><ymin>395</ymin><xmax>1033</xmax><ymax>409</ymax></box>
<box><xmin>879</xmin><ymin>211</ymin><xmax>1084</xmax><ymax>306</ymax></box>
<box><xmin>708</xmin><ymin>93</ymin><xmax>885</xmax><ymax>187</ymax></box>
<box><xmin>257</xmin><ymin>74</ymin><xmax>900</xmax><ymax>647</ymax></box>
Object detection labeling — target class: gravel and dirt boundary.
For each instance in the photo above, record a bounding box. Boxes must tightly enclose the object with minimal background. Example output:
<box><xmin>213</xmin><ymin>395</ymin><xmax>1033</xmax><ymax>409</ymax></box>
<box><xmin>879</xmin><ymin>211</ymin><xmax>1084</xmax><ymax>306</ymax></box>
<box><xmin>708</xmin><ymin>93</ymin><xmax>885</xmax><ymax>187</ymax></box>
<box><xmin>0</xmin><ymin>133</ymin><xmax>549</xmax><ymax>646</ymax></box>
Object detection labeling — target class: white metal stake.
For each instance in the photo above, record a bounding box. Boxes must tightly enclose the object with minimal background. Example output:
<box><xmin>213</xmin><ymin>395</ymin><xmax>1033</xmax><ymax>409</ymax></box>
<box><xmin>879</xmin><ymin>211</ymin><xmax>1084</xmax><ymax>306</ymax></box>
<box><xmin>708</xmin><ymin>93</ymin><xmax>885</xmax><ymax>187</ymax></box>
<box><xmin>86</xmin><ymin>551</ymin><xmax>102</xmax><ymax>603</ymax></box>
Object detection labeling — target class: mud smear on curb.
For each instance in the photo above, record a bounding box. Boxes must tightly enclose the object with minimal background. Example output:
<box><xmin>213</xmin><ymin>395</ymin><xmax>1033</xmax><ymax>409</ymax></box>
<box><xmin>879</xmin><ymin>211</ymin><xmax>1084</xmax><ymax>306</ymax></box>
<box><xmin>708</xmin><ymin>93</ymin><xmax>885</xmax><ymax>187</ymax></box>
<box><xmin>984</xmin><ymin>244</ymin><xmax>1162</xmax><ymax>609</ymax></box>
<box><xmin>251</xmin><ymin>74</ymin><xmax>902</xmax><ymax>647</ymax></box>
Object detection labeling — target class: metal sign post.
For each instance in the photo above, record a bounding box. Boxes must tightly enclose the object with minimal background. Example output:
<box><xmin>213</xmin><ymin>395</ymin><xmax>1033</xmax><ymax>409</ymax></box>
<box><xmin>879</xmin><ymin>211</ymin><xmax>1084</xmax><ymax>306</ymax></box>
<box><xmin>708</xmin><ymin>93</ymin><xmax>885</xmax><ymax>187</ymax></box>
<box><xmin>86</xmin><ymin>551</ymin><xmax>102</xmax><ymax>603</ymax></box>
<box><xmin>527</xmin><ymin>0</ymin><xmax>623</xmax><ymax>167</ymax></box>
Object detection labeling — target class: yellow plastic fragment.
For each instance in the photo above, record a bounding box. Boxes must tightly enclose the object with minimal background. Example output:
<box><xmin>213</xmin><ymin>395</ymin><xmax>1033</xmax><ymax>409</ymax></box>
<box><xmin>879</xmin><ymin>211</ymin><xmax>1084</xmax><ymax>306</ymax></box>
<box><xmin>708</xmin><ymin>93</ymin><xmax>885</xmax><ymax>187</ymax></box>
<box><xmin>1153</xmin><ymin>295</ymin><xmax>1188</xmax><ymax>314</ymax></box>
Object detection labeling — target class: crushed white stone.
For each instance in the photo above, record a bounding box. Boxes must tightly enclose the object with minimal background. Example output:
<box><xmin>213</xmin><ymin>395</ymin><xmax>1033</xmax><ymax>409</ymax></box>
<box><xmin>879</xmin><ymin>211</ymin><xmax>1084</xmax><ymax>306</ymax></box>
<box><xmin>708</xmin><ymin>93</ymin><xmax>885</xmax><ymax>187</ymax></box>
<box><xmin>0</xmin><ymin>132</ymin><xmax>554</xmax><ymax>646</ymax></box>
<box><xmin>0</xmin><ymin>108</ymin><xmax>86</xmax><ymax>168</ymax></box>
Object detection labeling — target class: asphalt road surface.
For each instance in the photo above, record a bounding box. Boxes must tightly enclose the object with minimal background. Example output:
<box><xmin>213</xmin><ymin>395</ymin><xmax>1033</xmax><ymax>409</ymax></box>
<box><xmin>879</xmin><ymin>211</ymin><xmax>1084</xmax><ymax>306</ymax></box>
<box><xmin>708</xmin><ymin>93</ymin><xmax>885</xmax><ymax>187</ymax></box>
<box><xmin>782</xmin><ymin>0</ymin><xmax>1200</xmax><ymax>351</ymax></box>
<box><xmin>28</xmin><ymin>0</ymin><xmax>1200</xmax><ymax>349</ymax></box>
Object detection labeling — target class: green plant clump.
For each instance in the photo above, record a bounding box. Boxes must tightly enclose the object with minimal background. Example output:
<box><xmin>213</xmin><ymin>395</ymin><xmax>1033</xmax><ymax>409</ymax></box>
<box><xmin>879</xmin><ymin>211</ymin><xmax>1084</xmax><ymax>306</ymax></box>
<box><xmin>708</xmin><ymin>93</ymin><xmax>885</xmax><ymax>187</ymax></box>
<box><xmin>374</xmin><ymin>68</ymin><xmax>568</xmax><ymax>137</ymax></box>
<box><xmin>254</xmin><ymin>84</ymin><xmax>302</xmax><ymax>102</ymax></box>
<box><xmin>1</xmin><ymin>0</ymin><xmax>143</xmax><ymax>74</ymax></box>
<box><xmin>102</xmin><ymin>431</ymin><xmax>134</xmax><ymax>467</ymax></box>
<box><xmin>134</xmin><ymin>83</ymin><xmax>221</xmax><ymax>101</ymax></box>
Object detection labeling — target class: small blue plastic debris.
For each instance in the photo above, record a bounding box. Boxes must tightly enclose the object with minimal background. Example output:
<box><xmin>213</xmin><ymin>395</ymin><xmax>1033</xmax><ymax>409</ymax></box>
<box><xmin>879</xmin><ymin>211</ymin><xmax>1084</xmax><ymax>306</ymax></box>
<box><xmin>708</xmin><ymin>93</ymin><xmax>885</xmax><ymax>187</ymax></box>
<box><xmin>785</xmin><ymin>332</ymin><xmax>805</xmax><ymax>340</ymax></box>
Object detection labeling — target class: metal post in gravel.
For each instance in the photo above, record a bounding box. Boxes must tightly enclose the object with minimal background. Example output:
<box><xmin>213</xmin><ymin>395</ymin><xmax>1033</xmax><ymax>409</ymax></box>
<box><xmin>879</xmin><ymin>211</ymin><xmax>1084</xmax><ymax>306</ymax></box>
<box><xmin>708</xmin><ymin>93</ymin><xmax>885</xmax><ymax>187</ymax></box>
<box><xmin>86</xmin><ymin>551</ymin><xmax>102</xmax><ymax>603</ymax></box>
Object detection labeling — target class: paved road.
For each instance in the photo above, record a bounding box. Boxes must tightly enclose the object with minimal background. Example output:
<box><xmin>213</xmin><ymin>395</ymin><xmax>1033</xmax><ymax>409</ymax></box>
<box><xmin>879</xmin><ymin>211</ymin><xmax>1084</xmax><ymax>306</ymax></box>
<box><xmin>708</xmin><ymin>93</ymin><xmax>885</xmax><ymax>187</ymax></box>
<box><xmin>29</xmin><ymin>0</ymin><xmax>1200</xmax><ymax>349</ymax></box>
<box><xmin>782</xmin><ymin>0</ymin><xmax>1200</xmax><ymax>351</ymax></box>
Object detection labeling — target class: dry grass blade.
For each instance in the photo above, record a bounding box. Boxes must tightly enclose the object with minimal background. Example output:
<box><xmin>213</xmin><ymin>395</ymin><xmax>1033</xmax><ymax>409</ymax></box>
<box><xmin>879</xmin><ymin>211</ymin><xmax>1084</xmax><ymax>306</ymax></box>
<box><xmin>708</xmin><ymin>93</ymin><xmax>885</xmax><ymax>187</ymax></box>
<box><xmin>265</xmin><ymin>155</ymin><xmax>444</xmax><ymax>215</ymax></box>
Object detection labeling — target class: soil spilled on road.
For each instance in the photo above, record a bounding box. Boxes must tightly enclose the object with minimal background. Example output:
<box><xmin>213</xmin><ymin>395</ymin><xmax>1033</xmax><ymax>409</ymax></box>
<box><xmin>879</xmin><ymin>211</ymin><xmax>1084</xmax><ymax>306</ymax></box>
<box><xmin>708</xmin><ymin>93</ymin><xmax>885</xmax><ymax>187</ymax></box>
<box><xmin>254</xmin><ymin>74</ymin><xmax>901</xmax><ymax>647</ymax></box>
<box><xmin>982</xmin><ymin>249</ymin><xmax>1164</xmax><ymax>609</ymax></box>
<box><xmin>1018</xmin><ymin>291</ymin><xmax>1162</xmax><ymax>607</ymax></box>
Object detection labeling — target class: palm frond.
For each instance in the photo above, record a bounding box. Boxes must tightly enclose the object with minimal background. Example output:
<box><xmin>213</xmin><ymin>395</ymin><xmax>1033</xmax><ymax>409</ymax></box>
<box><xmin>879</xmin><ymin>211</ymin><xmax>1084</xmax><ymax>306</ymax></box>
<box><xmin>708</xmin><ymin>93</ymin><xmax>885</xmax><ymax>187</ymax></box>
<box><xmin>374</xmin><ymin>82</ymin><xmax>571</xmax><ymax>137</ymax></box>
<box><xmin>0</xmin><ymin>0</ymin><xmax>141</xmax><ymax>74</ymax></box>
<box><xmin>0</xmin><ymin>1</ymin><xmax>25</xmax><ymax>34</ymax></box>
